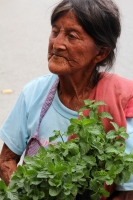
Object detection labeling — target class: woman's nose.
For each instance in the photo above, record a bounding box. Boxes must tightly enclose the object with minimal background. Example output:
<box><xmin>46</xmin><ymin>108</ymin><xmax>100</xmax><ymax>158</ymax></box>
<box><xmin>53</xmin><ymin>32</ymin><xmax>66</xmax><ymax>50</ymax></box>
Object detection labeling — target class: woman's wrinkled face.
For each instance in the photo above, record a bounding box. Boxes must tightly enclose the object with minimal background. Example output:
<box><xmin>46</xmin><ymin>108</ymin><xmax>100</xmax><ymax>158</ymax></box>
<box><xmin>48</xmin><ymin>11</ymin><xmax>99</xmax><ymax>75</ymax></box>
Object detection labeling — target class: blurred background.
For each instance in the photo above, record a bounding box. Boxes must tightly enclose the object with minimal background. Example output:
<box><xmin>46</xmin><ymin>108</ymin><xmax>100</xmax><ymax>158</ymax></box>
<box><xmin>0</xmin><ymin>0</ymin><xmax>133</xmax><ymax>150</ymax></box>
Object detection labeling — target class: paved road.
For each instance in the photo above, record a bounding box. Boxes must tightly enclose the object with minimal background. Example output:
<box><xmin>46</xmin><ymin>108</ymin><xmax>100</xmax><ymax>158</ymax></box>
<box><xmin>0</xmin><ymin>0</ymin><xmax>133</xmax><ymax>151</ymax></box>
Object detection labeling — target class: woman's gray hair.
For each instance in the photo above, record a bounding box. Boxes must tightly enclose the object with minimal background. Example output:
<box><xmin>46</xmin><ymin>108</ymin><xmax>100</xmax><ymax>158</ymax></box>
<box><xmin>51</xmin><ymin>0</ymin><xmax>121</xmax><ymax>72</ymax></box>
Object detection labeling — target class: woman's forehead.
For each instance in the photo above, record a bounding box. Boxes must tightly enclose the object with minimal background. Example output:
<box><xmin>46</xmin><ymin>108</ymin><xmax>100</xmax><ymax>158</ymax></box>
<box><xmin>52</xmin><ymin>10</ymin><xmax>82</xmax><ymax>28</ymax></box>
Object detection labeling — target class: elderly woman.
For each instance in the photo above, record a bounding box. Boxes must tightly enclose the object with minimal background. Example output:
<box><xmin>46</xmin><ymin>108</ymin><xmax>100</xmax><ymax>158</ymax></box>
<box><xmin>0</xmin><ymin>0</ymin><xmax>133</xmax><ymax>199</ymax></box>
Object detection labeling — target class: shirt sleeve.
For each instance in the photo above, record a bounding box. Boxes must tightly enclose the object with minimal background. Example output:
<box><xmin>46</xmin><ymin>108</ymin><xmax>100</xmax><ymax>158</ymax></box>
<box><xmin>0</xmin><ymin>91</ymin><xmax>29</xmax><ymax>155</ymax></box>
<box><xmin>115</xmin><ymin>118</ymin><xmax>133</xmax><ymax>191</ymax></box>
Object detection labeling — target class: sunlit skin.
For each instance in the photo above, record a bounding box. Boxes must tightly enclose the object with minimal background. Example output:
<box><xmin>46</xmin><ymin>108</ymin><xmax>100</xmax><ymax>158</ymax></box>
<box><xmin>48</xmin><ymin>11</ymin><xmax>109</xmax><ymax>111</ymax></box>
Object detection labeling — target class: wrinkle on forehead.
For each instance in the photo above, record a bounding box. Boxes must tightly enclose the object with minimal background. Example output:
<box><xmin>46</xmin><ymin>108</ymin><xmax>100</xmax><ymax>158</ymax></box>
<box><xmin>53</xmin><ymin>10</ymin><xmax>84</xmax><ymax>32</ymax></box>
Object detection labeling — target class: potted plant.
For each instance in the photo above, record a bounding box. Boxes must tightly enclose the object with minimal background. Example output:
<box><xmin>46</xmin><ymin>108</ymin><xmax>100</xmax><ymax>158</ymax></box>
<box><xmin>0</xmin><ymin>100</ymin><xmax>133</xmax><ymax>200</ymax></box>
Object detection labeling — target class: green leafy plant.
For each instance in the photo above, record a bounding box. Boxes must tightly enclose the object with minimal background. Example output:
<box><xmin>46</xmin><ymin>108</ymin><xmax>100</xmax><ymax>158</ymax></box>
<box><xmin>0</xmin><ymin>99</ymin><xmax>133</xmax><ymax>200</ymax></box>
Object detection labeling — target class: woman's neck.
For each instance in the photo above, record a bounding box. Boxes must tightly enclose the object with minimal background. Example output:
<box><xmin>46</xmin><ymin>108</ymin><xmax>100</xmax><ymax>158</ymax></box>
<box><xmin>58</xmin><ymin>71</ymin><xmax>98</xmax><ymax>111</ymax></box>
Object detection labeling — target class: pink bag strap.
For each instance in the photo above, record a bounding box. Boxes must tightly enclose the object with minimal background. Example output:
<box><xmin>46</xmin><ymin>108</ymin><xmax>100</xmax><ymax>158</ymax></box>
<box><xmin>34</xmin><ymin>77</ymin><xmax>59</xmax><ymax>138</ymax></box>
<box><xmin>24</xmin><ymin>78</ymin><xmax>59</xmax><ymax>157</ymax></box>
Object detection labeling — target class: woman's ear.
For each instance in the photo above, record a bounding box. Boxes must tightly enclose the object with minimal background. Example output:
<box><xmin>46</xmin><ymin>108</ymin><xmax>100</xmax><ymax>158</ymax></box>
<box><xmin>94</xmin><ymin>47</ymin><xmax>111</xmax><ymax>64</ymax></box>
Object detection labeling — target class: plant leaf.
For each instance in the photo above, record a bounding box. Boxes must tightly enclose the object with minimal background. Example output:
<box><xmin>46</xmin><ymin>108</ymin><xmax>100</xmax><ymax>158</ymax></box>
<box><xmin>99</xmin><ymin>112</ymin><xmax>113</xmax><ymax>119</ymax></box>
<box><xmin>49</xmin><ymin>187</ymin><xmax>61</xmax><ymax>196</ymax></box>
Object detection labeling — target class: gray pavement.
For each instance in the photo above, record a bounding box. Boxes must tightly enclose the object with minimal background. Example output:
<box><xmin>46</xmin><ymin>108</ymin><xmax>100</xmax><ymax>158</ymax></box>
<box><xmin>0</xmin><ymin>0</ymin><xmax>133</xmax><ymax>152</ymax></box>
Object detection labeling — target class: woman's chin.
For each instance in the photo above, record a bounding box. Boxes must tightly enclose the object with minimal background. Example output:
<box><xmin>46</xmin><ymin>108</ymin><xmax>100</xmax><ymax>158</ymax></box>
<box><xmin>48</xmin><ymin>66</ymin><xmax>59</xmax><ymax>74</ymax></box>
<box><xmin>48</xmin><ymin>65</ymin><xmax>67</xmax><ymax>75</ymax></box>
<box><xmin>48</xmin><ymin>59</ymin><xmax>71</xmax><ymax>75</ymax></box>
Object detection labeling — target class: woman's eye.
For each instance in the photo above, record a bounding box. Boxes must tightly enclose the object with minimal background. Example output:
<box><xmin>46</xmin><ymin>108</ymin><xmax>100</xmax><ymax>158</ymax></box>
<box><xmin>51</xmin><ymin>27</ymin><xmax>59</xmax><ymax>37</ymax></box>
<box><xmin>68</xmin><ymin>31</ymin><xmax>79</xmax><ymax>39</ymax></box>
<box><xmin>69</xmin><ymin>34</ymin><xmax>76</xmax><ymax>39</ymax></box>
<box><xmin>52</xmin><ymin>30</ymin><xmax>58</xmax><ymax>36</ymax></box>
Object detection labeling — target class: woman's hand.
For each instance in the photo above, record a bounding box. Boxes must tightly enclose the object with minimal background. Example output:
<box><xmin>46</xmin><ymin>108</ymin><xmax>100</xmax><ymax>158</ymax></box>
<box><xmin>0</xmin><ymin>143</ymin><xmax>20</xmax><ymax>185</ymax></box>
<box><xmin>109</xmin><ymin>190</ymin><xmax>133</xmax><ymax>200</ymax></box>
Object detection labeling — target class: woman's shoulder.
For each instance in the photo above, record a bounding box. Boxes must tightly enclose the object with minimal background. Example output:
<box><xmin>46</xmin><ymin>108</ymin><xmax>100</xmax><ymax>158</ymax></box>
<box><xmin>100</xmin><ymin>72</ymin><xmax>133</xmax><ymax>89</ymax></box>
<box><xmin>24</xmin><ymin>73</ymin><xmax>58</xmax><ymax>87</ymax></box>
<box><xmin>23</xmin><ymin>73</ymin><xmax>58</xmax><ymax>94</ymax></box>
<box><xmin>101</xmin><ymin>72</ymin><xmax>133</xmax><ymax>82</ymax></box>
<box><xmin>20</xmin><ymin>73</ymin><xmax>58</xmax><ymax>107</ymax></box>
